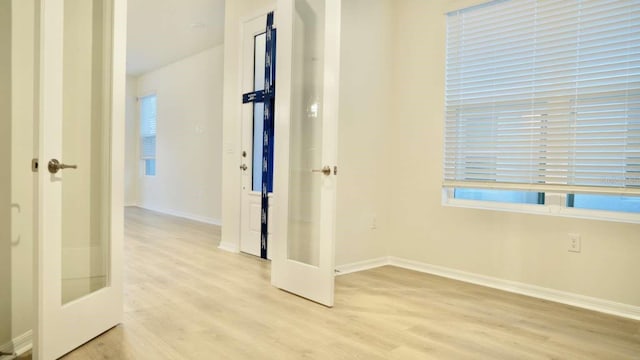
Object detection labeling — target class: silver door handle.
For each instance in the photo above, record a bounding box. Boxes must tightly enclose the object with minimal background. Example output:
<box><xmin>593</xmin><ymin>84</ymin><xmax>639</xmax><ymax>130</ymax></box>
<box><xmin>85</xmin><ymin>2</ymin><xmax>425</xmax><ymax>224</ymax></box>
<box><xmin>48</xmin><ymin>159</ymin><xmax>78</xmax><ymax>174</ymax></box>
<box><xmin>311</xmin><ymin>166</ymin><xmax>331</xmax><ymax>176</ymax></box>
<box><xmin>240</xmin><ymin>164</ymin><xmax>248</xmax><ymax>171</ymax></box>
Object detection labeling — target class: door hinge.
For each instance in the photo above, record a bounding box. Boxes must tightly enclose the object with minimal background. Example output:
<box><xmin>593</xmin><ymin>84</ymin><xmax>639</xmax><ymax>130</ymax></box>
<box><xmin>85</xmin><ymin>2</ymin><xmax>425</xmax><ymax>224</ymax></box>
<box><xmin>32</xmin><ymin>158</ymin><xmax>39</xmax><ymax>172</ymax></box>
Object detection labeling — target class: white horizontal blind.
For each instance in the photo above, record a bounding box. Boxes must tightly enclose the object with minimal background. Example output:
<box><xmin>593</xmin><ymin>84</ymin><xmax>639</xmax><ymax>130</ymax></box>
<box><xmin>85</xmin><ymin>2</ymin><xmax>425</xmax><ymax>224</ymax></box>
<box><xmin>140</xmin><ymin>94</ymin><xmax>157</xmax><ymax>159</ymax></box>
<box><xmin>444</xmin><ymin>0</ymin><xmax>640</xmax><ymax>195</ymax></box>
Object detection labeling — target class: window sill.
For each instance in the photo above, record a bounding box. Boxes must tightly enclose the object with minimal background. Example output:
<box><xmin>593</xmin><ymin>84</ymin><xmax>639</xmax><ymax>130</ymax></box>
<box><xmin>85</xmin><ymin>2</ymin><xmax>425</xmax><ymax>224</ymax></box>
<box><xmin>442</xmin><ymin>190</ymin><xmax>640</xmax><ymax>225</ymax></box>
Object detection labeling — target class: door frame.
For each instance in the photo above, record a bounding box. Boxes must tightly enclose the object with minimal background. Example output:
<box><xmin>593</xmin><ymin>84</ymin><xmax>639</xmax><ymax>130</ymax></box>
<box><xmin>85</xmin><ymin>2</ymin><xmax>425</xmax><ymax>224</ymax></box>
<box><xmin>33</xmin><ymin>0</ymin><xmax>125</xmax><ymax>358</ymax></box>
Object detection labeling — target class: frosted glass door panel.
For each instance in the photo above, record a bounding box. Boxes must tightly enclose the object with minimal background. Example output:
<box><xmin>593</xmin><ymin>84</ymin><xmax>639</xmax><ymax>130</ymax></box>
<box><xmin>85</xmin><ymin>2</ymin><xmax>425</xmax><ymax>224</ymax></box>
<box><xmin>286</xmin><ymin>0</ymin><xmax>325</xmax><ymax>267</ymax></box>
<box><xmin>61</xmin><ymin>0</ymin><xmax>111</xmax><ymax>304</ymax></box>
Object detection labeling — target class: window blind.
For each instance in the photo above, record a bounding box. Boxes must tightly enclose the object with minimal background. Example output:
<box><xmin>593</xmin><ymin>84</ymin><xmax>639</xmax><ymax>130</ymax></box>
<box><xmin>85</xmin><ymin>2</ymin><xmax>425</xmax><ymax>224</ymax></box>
<box><xmin>140</xmin><ymin>95</ymin><xmax>157</xmax><ymax>159</ymax></box>
<box><xmin>444</xmin><ymin>0</ymin><xmax>640</xmax><ymax>195</ymax></box>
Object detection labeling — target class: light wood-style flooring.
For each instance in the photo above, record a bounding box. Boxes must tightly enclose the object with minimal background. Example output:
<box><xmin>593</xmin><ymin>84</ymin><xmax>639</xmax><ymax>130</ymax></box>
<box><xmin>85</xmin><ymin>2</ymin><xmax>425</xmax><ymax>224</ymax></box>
<box><xmin>52</xmin><ymin>207</ymin><xmax>640</xmax><ymax>359</ymax></box>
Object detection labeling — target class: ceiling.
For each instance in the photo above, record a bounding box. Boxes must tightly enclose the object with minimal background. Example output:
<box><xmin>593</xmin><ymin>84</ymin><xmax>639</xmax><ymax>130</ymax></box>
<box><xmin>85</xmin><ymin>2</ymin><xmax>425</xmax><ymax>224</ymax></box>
<box><xmin>126</xmin><ymin>0</ymin><xmax>225</xmax><ymax>76</ymax></box>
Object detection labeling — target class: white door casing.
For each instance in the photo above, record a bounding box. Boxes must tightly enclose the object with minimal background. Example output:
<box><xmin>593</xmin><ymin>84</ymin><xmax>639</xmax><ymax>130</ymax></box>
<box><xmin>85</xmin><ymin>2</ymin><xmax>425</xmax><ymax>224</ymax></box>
<box><xmin>34</xmin><ymin>0</ymin><xmax>125</xmax><ymax>358</ymax></box>
<box><xmin>271</xmin><ymin>0</ymin><xmax>340</xmax><ymax>307</ymax></box>
<box><xmin>240</xmin><ymin>13</ymin><xmax>274</xmax><ymax>259</ymax></box>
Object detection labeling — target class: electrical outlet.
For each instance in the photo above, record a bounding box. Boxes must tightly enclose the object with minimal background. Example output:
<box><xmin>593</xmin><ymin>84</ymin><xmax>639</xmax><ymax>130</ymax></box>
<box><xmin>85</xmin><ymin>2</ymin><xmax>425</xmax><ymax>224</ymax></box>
<box><xmin>568</xmin><ymin>233</ymin><xmax>581</xmax><ymax>253</ymax></box>
<box><xmin>370</xmin><ymin>215</ymin><xmax>377</xmax><ymax>230</ymax></box>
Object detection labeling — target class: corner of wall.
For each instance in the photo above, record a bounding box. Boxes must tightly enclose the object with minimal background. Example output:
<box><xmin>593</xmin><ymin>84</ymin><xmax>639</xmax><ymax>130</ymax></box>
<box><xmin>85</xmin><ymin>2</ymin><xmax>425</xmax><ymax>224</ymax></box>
<box><xmin>0</xmin><ymin>330</ymin><xmax>32</xmax><ymax>358</ymax></box>
<box><xmin>131</xmin><ymin>46</ymin><xmax>224</xmax><ymax>223</ymax></box>
<box><xmin>124</xmin><ymin>75</ymin><xmax>139</xmax><ymax>206</ymax></box>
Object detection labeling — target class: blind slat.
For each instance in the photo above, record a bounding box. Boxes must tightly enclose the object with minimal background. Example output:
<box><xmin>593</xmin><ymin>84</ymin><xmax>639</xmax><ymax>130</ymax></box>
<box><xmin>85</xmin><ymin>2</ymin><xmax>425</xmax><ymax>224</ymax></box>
<box><xmin>445</xmin><ymin>0</ymin><xmax>640</xmax><ymax>193</ymax></box>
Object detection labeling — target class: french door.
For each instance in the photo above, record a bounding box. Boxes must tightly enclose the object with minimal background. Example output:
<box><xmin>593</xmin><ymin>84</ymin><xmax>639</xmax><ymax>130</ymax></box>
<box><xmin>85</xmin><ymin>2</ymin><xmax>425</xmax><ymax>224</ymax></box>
<box><xmin>34</xmin><ymin>0</ymin><xmax>125</xmax><ymax>358</ymax></box>
<box><xmin>271</xmin><ymin>0</ymin><xmax>341</xmax><ymax>307</ymax></box>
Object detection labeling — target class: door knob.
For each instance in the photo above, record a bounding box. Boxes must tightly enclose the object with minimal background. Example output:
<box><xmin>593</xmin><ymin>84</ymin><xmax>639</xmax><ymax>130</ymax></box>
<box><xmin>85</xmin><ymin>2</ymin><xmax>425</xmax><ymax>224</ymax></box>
<box><xmin>311</xmin><ymin>166</ymin><xmax>331</xmax><ymax>176</ymax></box>
<box><xmin>48</xmin><ymin>159</ymin><xmax>77</xmax><ymax>174</ymax></box>
<box><xmin>240</xmin><ymin>164</ymin><xmax>248</xmax><ymax>171</ymax></box>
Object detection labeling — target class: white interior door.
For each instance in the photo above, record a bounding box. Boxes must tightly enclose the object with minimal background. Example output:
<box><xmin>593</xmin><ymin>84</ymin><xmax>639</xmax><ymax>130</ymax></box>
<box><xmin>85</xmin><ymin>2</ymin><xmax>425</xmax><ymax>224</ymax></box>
<box><xmin>240</xmin><ymin>14</ymin><xmax>273</xmax><ymax>259</ymax></box>
<box><xmin>35</xmin><ymin>0</ymin><xmax>125</xmax><ymax>358</ymax></box>
<box><xmin>272</xmin><ymin>0</ymin><xmax>340</xmax><ymax>307</ymax></box>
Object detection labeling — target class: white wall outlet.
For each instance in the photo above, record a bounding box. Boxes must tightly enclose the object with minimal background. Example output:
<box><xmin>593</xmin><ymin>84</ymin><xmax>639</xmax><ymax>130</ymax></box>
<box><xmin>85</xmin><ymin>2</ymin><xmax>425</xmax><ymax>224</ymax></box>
<box><xmin>568</xmin><ymin>233</ymin><xmax>581</xmax><ymax>253</ymax></box>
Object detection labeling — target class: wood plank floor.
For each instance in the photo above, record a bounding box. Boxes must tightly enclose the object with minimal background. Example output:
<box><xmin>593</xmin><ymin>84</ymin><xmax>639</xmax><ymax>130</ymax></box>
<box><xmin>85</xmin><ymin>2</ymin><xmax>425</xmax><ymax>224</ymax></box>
<box><xmin>50</xmin><ymin>207</ymin><xmax>640</xmax><ymax>359</ymax></box>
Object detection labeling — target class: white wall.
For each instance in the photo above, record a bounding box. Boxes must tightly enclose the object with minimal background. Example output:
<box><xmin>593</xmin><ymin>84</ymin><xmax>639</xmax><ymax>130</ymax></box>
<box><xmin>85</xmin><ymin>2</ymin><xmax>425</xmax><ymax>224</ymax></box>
<box><xmin>2</xmin><ymin>0</ymin><xmax>35</xmax><ymax>350</ymax></box>
<box><xmin>221</xmin><ymin>0</ymin><xmax>276</xmax><ymax>250</ymax></box>
<box><xmin>10</xmin><ymin>0</ymin><xmax>35</xmax><ymax>341</ymax></box>
<box><xmin>1</xmin><ymin>0</ymin><xmax>12</xmax><ymax>346</ymax></box>
<box><xmin>386</xmin><ymin>0</ymin><xmax>640</xmax><ymax>307</ymax></box>
<box><xmin>136</xmin><ymin>46</ymin><xmax>224</xmax><ymax>224</ymax></box>
<box><xmin>124</xmin><ymin>76</ymin><xmax>138</xmax><ymax>206</ymax></box>
<box><xmin>335</xmin><ymin>0</ymin><xmax>394</xmax><ymax>266</ymax></box>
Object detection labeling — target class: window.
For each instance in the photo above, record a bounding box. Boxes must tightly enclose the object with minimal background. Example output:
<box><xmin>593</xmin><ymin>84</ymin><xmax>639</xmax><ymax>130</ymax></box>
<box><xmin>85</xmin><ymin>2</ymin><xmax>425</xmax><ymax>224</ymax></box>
<box><xmin>568</xmin><ymin>194</ymin><xmax>640</xmax><ymax>213</ymax></box>
<box><xmin>444</xmin><ymin>0</ymin><xmax>640</xmax><ymax>220</ymax></box>
<box><xmin>455</xmin><ymin>188</ymin><xmax>543</xmax><ymax>205</ymax></box>
<box><xmin>140</xmin><ymin>94</ymin><xmax>157</xmax><ymax>176</ymax></box>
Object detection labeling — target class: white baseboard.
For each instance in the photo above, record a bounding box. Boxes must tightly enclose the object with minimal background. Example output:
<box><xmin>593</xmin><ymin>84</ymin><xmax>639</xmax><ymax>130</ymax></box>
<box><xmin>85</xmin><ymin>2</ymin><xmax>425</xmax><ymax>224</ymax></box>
<box><xmin>0</xmin><ymin>330</ymin><xmax>32</xmax><ymax>358</ymax></box>
<box><xmin>12</xmin><ymin>331</ymin><xmax>31</xmax><ymax>356</ymax></box>
<box><xmin>136</xmin><ymin>205</ymin><xmax>222</xmax><ymax>226</ymax></box>
<box><xmin>336</xmin><ymin>256</ymin><xmax>640</xmax><ymax>321</ymax></box>
<box><xmin>218</xmin><ymin>241</ymin><xmax>239</xmax><ymax>253</ymax></box>
<box><xmin>335</xmin><ymin>257</ymin><xmax>389</xmax><ymax>275</ymax></box>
